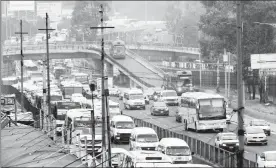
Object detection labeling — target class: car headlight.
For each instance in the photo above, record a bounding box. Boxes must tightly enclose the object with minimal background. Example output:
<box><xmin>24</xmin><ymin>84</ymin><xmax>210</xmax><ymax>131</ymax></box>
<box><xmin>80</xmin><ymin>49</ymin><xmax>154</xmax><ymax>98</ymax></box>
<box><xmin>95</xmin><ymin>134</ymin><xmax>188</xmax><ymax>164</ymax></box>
<box><xmin>177</xmin><ymin>88</ymin><xmax>182</xmax><ymax>91</ymax></box>
<box><xmin>222</xmin><ymin>144</ymin><xmax>226</xmax><ymax>146</ymax></box>
<box><xmin>236</xmin><ymin>143</ymin><xmax>239</xmax><ymax>146</ymax></box>
<box><xmin>165</xmin><ymin>107</ymin><xmax>169</xmax><ymax>111</ymax></box>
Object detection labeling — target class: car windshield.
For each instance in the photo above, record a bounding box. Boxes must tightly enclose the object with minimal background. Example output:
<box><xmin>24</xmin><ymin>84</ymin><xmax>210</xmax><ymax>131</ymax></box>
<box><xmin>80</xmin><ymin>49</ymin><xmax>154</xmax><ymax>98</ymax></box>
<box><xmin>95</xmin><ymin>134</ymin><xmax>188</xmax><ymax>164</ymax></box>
<box><xmin>222</xmin><ymin>134</ymin><xmax>237</xmax><ymax>140</ymax></box>
<box><xmin>246</xmin><ymin>127</ymin><xmax>264</xmax><ymax>134</ymax></box>
<box><xmin>252</xmin><ymin>120</ymin><xmax>267</xmax><ymax>126</ymax></box>
<box><xmin>154</xmin><ymin>102</ymin><xmax>167</xmax><ymax>107</ymax></box>
<box><xmin>116</xmin><ymin>122</ymin><xmax>134</xmax><ymax>129</ymax></box>
<box><xmin>166</xmin><ymin>146</ymin><xmax>191</xmax><ymax>156</ymax></box>
<box><xmin>129</xmin><ymin>94</ymin><xmax>143</xmax><ymax>100</ymax></box>
<box><xmin>162</xmin><ymin>91</ymin><xmax>177</xmax><ymax>97</ymax></box>
<box><xmin>266</xmin><ymin>153</ymin><xmax>276</xmax><ymax>161</ymax></box>
<box><xmin>110</xmin><ymin>105</ymin><xmax>119</xmax><ymax>109</ymax></box>
<box><xmin>137</xmin><ymin>134</ymin><xmax>158</xmax><ymax>143</ymax></box>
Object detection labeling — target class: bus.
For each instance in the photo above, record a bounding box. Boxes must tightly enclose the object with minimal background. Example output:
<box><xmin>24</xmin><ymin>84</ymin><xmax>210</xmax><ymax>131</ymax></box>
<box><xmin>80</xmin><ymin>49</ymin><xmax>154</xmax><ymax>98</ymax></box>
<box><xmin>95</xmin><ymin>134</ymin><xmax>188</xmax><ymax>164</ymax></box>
<box><xmin>71</xmin><ymin>73</ymin><xmax>89</xmax><ymax>84</ymax></box>
<box><xmin>176</xmin><ymin>92</ymin><xmax>227</xmax><ymax>132</ymax></box>
<box><xmin>61</xmin><ymin>82</ymin><xmax>84</xmax><ymax>99</ymax></box>
<box><xmin>164</xmin><ymin>71</ymin><xmax>194</xmax><ymax>96</ymax></box>
<box><xmin>109</xmin><ymin>39</ymin><xmax>126</xmax><ymax>59</ymax></box>
<box><xmin>54</xmin><ymin>66</ymin><xmax>67</xmax><ymax>80</ymax></box>
<box><xmin>53</xmin><ymin>101</ymin><xmax>82</xmax><ymax>120</ymax></box>
<box><xmin>63</xmin><ymin>109</ymin><xmax>102</xmax><ymax>154</ymax></box>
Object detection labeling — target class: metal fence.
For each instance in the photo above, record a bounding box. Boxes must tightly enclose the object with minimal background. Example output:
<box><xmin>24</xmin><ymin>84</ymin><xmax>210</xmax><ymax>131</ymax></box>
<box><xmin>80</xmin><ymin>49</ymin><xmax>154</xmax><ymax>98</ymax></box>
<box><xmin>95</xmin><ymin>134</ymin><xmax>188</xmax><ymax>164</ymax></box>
<box><xmin>129</xmin><ymin>116</ymin><xmax>258</xmax><ymax>168</ymax></box>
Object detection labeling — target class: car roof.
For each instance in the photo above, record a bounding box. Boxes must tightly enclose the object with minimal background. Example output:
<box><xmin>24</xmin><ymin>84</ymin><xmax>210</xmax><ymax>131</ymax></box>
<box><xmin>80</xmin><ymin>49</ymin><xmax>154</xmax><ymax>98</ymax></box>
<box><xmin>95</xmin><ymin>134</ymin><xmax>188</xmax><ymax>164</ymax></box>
<box><xmin>181</xmin><ymin>92</ymin><xmax>224</xmax><ymax>99</ymax></box>
<box><xmin>159</xmin><ymin>138</ymin><xmax>189</xmax><ymax>147</ymax></box>
<box><xmin>220</xmin><ymin>132</ymin><xmax>236</xmax><ymax>136</ymax></box>
<box><xmin>153</xmin><ymin>101</ymin><xmax>167</xmax><ymax>106</ymax></box>
<box><xmin>111</xmin><ymin>115</ymin><xmax>133</xmax><ymax>122</ymax></box>
<box><xmin>132</xmin><ymin>127</ymin><xmax>156</xmax><ymax>134</ymax></box>
<box><xmin>263</xmin><ymin>151</ymin><xmax>276</xmax><ymax>154</ymax></box>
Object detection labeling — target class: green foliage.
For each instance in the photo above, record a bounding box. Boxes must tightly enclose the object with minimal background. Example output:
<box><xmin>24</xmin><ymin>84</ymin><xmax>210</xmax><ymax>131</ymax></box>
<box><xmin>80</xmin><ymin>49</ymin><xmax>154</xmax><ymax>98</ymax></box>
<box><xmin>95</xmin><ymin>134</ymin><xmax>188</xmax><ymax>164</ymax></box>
<box><xmin>70</xmin><ymin>1</ymin><xmax>110</xmax><ymax>41</ymax></box>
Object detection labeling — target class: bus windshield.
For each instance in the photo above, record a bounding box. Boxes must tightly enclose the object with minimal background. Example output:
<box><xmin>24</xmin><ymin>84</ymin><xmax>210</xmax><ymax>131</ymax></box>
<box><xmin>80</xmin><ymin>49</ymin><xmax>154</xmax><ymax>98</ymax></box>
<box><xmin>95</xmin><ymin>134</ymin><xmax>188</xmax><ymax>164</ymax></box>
<box><xmin>198</xmin><ymin>98</ymin><xmax>225</xmax><ymax>120</ymax></box>
<box><xmin>64</xmin><ymin>87</ymin><xmax>83</xmax><ymax>97</ymax></box>
<box><xmin>75</xmin><ymin>76</ymin><xmax>88</xmax><ymax>83</ymax></box>
<box><xmin>74</xmin><ymin>118</ymin><xmax>102</xmax><ymax>128</ymax></box>
<box><xmin>51</xmin><ymin>95</ymin><xmax>62</xmax><ymax>101</ymax></box>
<box><xmin>166</xmin><ymin>146</ymin><xmax>191</xmax><ymax>156</ymax></box>
<box><xmin>114</xmin><ymin>46</ymin><xmax>124</xmax><ymax>54</ymax></box>
<box><xmin>176</xmin><ymin>78</ymin><xmax>192</xmax><ymax>87</ymax></box>
<box><xmin>57</xmin><ymin>102</ymin><xmax>81</xmax><ymax>109</ymax></box>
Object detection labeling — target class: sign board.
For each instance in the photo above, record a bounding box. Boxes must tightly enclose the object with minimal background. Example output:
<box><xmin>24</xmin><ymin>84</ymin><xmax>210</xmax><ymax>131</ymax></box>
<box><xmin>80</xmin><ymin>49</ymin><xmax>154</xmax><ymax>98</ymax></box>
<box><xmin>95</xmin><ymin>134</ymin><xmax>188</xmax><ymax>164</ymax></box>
<box><xmin>37</xmin><ymin>2</ymin><xmax>62</xmax><ymax>21</ymax></box>
<box><xmin>223</xmin><ymin>54</ymin><xmax>229</xmax><ymax>62</ymax></box>
<box><xmin>251</xmin><ymin>54</ymin><xmax>276</xmax><ymax>69</ymax></box>
<box><xmin>9</xmin><ymin>1</ymin><xmax>35</xmax><ymax>11</ymax></box>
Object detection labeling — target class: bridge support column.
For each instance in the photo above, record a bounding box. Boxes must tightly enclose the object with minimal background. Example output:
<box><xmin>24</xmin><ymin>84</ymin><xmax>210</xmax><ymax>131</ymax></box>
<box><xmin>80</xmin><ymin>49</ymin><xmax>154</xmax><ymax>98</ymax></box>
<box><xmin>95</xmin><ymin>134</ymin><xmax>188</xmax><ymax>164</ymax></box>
<box><xmin>105</xmin><ymin>62</ymin><xmax>113</xmax><ymax>77</ymax></box>
<box><xmin>130</xmin><ymin>79</ymin><xmax>137</xmax><ymax>89</ymax></box>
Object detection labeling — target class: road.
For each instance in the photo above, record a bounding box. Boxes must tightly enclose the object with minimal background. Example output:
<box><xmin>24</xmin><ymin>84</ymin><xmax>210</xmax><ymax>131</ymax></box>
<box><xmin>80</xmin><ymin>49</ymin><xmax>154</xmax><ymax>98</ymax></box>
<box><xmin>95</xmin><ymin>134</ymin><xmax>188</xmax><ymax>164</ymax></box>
<box><xmin>110</xmin><ymin>97</ymin><xmax>276</xmax><ymax>163</ymax></box>
<box><xmin>114</xmin><ymin>52</ymin><xmax>163</xmax><ymax>87</ymax></box>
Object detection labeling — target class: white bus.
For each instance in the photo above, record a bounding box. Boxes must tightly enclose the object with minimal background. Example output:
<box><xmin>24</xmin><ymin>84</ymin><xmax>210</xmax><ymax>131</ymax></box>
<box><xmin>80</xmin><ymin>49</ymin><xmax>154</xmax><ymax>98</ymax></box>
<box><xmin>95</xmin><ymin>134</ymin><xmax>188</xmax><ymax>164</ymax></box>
<box><xmin>61</xmin><ymin>82</ymin><xmax>84</xmax><ymax>99</ymax></box>
<box><xmin>63</xmin><ymin>109</ymin><xmax>102</xmax><ymax>155</ymax></box>
<box><xmin>176</xmin><ymin>92</ymin><xmax>227</xmax><ymax>132</ymax></box>
<box><xmin>71</xmin><ymin>72</ymin><xmax>89</xmax><ymax>84</ymax></box>
<box><xmin>123</xmin><ymin>89</ymin><xmax>145</xmax><ymax>110</ymax></box>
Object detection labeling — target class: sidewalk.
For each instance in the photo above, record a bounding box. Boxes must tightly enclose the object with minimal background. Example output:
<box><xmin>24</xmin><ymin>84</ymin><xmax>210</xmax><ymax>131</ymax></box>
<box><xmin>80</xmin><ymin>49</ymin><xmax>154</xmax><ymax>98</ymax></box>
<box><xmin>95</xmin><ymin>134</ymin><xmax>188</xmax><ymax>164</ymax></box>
<box><xmin>202</xmin><ymin>86</ymin><xmax>276</xmax><ymax>125</ymax></box>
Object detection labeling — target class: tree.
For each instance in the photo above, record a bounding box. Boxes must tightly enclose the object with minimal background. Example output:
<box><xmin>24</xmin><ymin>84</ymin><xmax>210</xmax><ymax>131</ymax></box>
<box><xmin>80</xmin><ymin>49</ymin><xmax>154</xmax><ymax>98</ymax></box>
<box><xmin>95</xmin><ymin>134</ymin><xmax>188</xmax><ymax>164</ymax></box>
<box><xmin>57</xmin><ymin>18</ymin><xmax>71</xmax><ymax>31</ymax></box>
<box><xmin>70</xmin><ymin>1</ymin><xmax>110</xmax><ymax>41</ymax></box>
<box><xmin>199</xmin><ymin>1</ymin><xmax>276</xmax><ymax>102</ymax></box>
<box><xmin>164</xmin><ymin>2</ymin><xmax>205</xmax><ymax>48</ymax></box>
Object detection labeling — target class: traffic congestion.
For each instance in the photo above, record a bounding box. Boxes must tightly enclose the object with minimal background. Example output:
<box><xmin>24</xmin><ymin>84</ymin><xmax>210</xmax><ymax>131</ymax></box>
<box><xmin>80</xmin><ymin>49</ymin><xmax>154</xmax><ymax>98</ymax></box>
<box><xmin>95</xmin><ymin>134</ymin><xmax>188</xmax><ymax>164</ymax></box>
<box><xmin>5</xmin><ymin>56</ymin><xmax>276</xmax><ymax>168</ymax></box>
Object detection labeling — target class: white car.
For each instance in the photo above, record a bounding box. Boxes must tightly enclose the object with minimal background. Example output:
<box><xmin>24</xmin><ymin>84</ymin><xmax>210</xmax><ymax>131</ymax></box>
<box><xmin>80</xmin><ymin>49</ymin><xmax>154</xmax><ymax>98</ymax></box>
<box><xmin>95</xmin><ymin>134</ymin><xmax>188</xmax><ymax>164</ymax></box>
<box><xmin>159</xmin><ymin>90</ymin><xmax>179</xmax><ymax>106</ymax></box>
<box><xmin>249</xmin><ymin>119</ymin><xmax>271</xmax><ymax>136</ymax></box>
<box><xmin>244</xmin><ymin>126</ymin><xmax>267</xmax><ymax>146</ymax></box>
<box><xmin>109</xmin><ymin>87</ymin><xmax>119</xmax><ymax>97</ymax></box>
<box><xmin>257</xmin><ymin>151</ymin><xmax>276</xmax><ymax>168</ymax></box>
<box><xmin>214</xmin><ymin>132</ymin><xmax>239</xmax><ymax>152</ymax></box>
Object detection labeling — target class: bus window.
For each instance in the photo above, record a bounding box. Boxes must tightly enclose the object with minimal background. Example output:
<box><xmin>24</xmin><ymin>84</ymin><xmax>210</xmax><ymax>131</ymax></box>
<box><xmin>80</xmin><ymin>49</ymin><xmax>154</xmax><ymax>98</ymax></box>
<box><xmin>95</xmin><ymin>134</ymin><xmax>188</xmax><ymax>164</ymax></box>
<box><xmin>212</xmin><ymin>99</ymin><xmax>224</xmax><ymax>107</ymax></box>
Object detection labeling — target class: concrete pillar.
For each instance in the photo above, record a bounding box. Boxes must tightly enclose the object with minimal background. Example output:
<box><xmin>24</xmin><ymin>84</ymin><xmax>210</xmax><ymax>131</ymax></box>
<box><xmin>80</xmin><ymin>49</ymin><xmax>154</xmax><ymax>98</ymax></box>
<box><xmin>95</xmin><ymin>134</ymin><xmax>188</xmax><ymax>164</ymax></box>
<box><xmin>119</xmin><ymin>75</ymin><xmax>124</xmax><ymax>85</ymax></box>
<box><xmin>105</xmin><ymin>62</ymin><xmax>113</xmax><ymax>77</ymax></box>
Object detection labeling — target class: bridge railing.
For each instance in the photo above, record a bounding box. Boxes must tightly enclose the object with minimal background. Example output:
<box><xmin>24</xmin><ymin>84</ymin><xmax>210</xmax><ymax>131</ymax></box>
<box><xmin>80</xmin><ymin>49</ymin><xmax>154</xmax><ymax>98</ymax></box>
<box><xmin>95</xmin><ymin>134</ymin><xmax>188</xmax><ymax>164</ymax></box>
<box><xmin>127</xmin><ymin>115</ymin><xmax>258</xmax><ymax>168</ymax></box>
<box><xmin>157</xmin><ymin>61</ymin><xmax>235</xmax><ymax>72</ymax></box>
<box><xmin>4</xmin><ymin>41</ymin><xmax>200</xmax><ymax>54</ymax></box>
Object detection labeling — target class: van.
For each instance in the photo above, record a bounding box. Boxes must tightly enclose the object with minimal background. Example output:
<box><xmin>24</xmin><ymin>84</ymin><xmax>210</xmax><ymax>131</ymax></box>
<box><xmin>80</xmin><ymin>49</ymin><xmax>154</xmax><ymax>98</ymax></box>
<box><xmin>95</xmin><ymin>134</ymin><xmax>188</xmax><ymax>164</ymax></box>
<box><xmin>123</xmin><ymin>89</ymin><xmax>145</xmax><ymax>110</ymax></box>
<box><xmin>160</xmin><ymin>90</ymin><xmax>179</xmax><ymax>106</ymax></box>
<box><xmin>120</xmin><ymin>150</ymin><xmax>172</xmax><ymax>168</ymax></box>
<box><xmin>129</xmin><ymin>127</ymin><xmax>159</xmax><ymax>151</ymax></box>
<box><xmin>111</xmin><ymin>115</ymin><xmax>135</xmax><ymax>143</ymax></box>
<box><xmin>158</xmin><ymin>138</ymin><xmax>193</xmax><ymax>164</ymax></box>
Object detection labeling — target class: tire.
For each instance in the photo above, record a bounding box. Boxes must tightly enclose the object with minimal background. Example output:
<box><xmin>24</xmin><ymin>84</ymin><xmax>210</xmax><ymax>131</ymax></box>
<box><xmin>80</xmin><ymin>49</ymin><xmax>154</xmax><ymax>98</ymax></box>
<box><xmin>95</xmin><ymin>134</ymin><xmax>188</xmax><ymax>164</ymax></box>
<box><xmin>264</xmin><ymin>142</ymin><xmax>268</xmax><ymax>146</ymax></box>
<box><xmin>195</xmin><ymin>124</ymin><xmax>199</xmax><ymax>133</ymax></box>
<box><xmin>111</xmin><ymin>136</ymin><xmax>114</xmax><ymax>143</ymax></box>
<box><xmin>143</xmin><ymin>106</ymin><xmax>146</xmax><ymax>110</ymax></box>
<box><xmin>267</xmin><ymin>132</ymin><xmax>271</xmax><ymax>136</ymax></box>
<box><xmin>184</xmin><ymin>120</ymin><xmax>188</xmax><ymax>131</ymax></box>
<box><xmin>124</xmin><ymin>103</ymin><xmax>127</xmax><ymax>109</ymax></box>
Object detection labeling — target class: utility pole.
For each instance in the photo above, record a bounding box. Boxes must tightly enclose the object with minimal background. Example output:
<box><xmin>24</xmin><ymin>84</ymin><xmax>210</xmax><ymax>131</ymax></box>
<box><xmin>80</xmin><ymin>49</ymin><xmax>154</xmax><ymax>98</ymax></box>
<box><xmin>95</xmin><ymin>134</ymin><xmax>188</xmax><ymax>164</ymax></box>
<box><xmin>236</xmin><ymin>1</ymin><xmax>245</xmax><ymax>168</ymax></box>
<box><xmin>105</xmin><ymin>76</ymin><xmax>112</xmax><ymax>167</ymax></box>
<box><xmin>89</xmin><ymin>83</ymin><xmax>96</xmax><ymax>167</ymax></box>
<box><xmin>223</xmin><ymin>48</ymin><xmax>227</xmax><ymax>98</ymax></box>
<box><xmin>228</xmin><ymin>53</ymin><xmax>231</xmax><ymax>98</ymax></box>
<box><xmin>0</xmin><ymin>1</ymin><xmax>3</xmax><ymax>167</ymax></box>
<box><xmin>90</xmin><ymin>5</ymin><xmax>114</xmax><ymax>167</ymax></box>
<box><xmin>38</xmin><ymin>13</ymin><xmax>55</xmax><ymax>133</ymax></box>
<box><xmin>42</xmin><ymin>55</ymin><xmax>47</xmax><ymax>131</ymax></box>
<box><xmin>15</xmin><ymin>20</ymin><xmax>28</xmax><ymax>114</ymax></box>
<box><xmin>216</xmin><ymin>59</ymin><xmax>220</xmax><ymax>93</ymax></box>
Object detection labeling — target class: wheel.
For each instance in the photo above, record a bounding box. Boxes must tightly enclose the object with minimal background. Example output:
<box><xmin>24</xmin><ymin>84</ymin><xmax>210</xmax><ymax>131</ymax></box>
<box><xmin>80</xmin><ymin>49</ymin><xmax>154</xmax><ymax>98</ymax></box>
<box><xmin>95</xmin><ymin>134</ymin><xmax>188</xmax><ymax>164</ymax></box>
<box><xmin>264</xmin><ymin>142</ymin><xmax>268</xmax><ymax>146</ymax></box>
<box><xmin>267</xmin><ymin>132</ymin><xmax>271</xmax><ymax>136</ymax></box>
<box><xmin>129</xmin><ymin>144</ymin><xmax>133</xmax><ymax>151</ymax></box>
<box><xmin>219</xmin><ymin>128</ymin><xmax>223</xmax><ymax>132</ymax></box>
<box><xmin>143</xmin><ymin>106</ymin><xmax>146</xmax><ymax>110</ymax></box>
<box><xmin>124</xmin><ymin>103</ymin><xmax>127</xmax><ymax>109</ymax></box>
<box><xmin>111</xmin><ymin>136</ymin><xmax>114</xmax><ymax>143</ymax></box>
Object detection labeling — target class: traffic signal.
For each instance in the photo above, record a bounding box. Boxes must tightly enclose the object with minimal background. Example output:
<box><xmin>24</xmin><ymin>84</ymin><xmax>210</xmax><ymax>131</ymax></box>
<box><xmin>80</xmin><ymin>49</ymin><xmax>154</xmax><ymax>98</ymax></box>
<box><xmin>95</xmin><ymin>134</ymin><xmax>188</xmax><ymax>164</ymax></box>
<box><xmin>89</xmin><ymin>83</ymin><xmax>95</xmax><ymax>91</ymax></box>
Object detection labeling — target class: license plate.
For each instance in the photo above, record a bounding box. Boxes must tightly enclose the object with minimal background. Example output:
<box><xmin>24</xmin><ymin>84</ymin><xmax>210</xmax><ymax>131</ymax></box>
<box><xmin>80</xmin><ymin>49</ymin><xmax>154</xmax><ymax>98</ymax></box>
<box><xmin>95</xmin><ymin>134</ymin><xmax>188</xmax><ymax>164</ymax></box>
<box><xmin>229</xmin><ymin>146</ymin><xmax>234</xmax><ymax>148</ymax></box>
<box><xmin>137</xmin><ymin>106</ymin><xmax>140</xmax><ymax>108</ymax></box>
<box><xmin>161</xmin><ymin>111</ymin><xmax>164</xmax><ymax>113</ymax></box>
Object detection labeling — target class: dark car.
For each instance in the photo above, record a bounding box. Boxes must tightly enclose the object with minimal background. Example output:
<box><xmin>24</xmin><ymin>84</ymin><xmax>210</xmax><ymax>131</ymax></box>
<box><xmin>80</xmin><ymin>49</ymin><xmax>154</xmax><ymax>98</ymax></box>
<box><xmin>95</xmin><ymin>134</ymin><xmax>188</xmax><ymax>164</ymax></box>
<box><xmin>144</xmin><ymin>89</ymin><xmax>155</xmax><ymax>100</ymax></box>
<box><xmin>150</xmin><ymin>101</ymin><xmax>169</xmax><ymax>116</ymax></box>
<box><xmin>152</xmin><ymin>91</ymin><xmax>161</xmax><ymax>102</ymax></box>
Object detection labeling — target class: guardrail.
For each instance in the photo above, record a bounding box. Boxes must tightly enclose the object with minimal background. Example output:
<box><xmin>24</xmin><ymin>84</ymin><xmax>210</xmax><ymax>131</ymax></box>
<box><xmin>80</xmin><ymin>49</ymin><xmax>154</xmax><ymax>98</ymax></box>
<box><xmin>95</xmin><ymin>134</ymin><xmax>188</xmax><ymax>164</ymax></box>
<box><xmin>5</xmin><ymin>41</ymin><xmax>200</xmax><ymax>54</ymax></box>
<box><xmin>128</xmin><ymin>115</ymin><xmax>258</xmax><ymax>168</ymax></box>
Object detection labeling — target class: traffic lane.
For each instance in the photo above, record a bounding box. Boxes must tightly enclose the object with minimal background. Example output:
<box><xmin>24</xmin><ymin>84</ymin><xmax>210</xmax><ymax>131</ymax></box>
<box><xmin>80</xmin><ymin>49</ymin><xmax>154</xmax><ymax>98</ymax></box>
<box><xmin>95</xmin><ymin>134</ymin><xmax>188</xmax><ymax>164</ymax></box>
<box><xmin>120</xmin><ymin>102</ymin><xmax>262</xmax><ymax>161</ymax></box>
<box><xmin>229</xmin><ymin>112</ymin><xmax>276</xmax><ymax>158</ymax></box>
<box><xmin>115</xmin><ymin>53</ymin><xmax>163</xmax><ymax>87</ymax></box>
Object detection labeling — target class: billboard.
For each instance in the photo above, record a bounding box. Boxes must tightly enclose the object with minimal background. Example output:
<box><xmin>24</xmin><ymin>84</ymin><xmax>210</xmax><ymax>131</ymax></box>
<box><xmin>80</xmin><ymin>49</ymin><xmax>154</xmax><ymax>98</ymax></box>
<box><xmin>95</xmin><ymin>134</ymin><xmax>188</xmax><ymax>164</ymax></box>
<box><xmin>251</xmin><ymin>54</ymin><xmax>276</xmax><ymax>69</ymax></box>
<box><xmin>9</xmin><ymin>1</ymin><xmax>35</xmax><ymax>11</ymax></box>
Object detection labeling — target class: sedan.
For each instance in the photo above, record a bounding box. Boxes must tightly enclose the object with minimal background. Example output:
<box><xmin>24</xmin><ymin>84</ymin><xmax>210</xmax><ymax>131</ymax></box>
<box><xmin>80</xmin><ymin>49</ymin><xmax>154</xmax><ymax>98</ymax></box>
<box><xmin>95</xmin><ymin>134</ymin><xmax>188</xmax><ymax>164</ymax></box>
<box><xmin>244</xmin><ymin>126</ymin><xmax>267</xmax><ymax>146</ymax></box>
<box><xmin>214</xmin><ymin>132</ymin><xmax>239</xmax><ymax>152</ymax></box>
<box><xmin>150</xmin><ymin>101</ymin><xmax>169</xmax><ymax>116</ymax></box>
